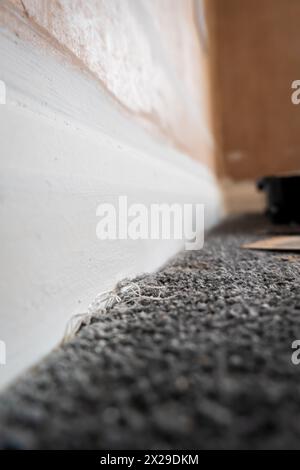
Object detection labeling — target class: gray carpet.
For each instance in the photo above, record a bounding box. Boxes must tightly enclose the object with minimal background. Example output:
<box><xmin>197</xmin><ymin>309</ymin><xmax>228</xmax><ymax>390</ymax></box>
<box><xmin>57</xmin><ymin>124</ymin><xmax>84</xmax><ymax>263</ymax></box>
<box><xmin>0</xmin><ymin>214</ymin><xmax>300</xmax><ymax>449</ymax></box>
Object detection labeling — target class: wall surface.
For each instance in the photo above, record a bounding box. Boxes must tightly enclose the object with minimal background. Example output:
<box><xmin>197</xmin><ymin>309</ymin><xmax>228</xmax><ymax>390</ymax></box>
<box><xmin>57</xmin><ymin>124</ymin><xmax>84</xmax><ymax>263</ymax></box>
<box><xmin>0</xmin><ymin>1</ymin><xmax>221</xmax><ymax>388</ymax></box>
<box><xmin>211</xmin><ymin>0</ymin><xmax>300</xmax><ymax>180</ymax></box>
<box><xmin>6</xmin><ymin>0</ymin><xmax>215</xmax><ymax>170</ymax></box>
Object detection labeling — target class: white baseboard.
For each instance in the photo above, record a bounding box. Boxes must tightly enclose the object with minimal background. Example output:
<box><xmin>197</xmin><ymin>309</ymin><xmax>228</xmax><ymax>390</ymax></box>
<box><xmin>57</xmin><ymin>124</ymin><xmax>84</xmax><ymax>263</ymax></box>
<box><xmin>0</xmin><ymin>25</ymin><xmax>222</xmax><ymax>389</ymax></box>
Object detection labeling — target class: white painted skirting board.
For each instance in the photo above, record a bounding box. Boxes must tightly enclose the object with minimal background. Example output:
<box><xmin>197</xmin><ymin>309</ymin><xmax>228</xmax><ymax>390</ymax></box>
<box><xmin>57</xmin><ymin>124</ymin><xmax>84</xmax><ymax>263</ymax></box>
<box><xmin>0</xmin><ymin>25</ymin><xmax>222</xmax><ymax>390</ymax></box>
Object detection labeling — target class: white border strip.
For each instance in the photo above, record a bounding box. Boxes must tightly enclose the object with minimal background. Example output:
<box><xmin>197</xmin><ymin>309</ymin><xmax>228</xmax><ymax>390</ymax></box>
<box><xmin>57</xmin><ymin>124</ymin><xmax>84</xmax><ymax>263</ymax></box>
<box><xmin>0</xmin><ymin>27</ymin><xmax>222</xmax><ymax>389</ymax></box>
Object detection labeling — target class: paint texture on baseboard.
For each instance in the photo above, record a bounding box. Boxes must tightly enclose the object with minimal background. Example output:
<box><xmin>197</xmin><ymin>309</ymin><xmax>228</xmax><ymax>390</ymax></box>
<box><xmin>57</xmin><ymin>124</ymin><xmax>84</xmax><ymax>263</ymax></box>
<box><xmin>2</xmin><ymin>0</ymin><xmax>215</xmax><ymax>169</ymax></box>
<box><xmin>0</xmin><ymin>26</ymin><xmax>222</xmax><ymax>389</ymax></box>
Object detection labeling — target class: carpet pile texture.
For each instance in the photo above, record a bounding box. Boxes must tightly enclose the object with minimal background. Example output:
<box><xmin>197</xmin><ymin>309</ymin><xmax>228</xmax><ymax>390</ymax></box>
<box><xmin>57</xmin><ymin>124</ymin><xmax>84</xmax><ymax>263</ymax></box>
<box><xmin>0</xmin><ymin>215</ymin><xmax>300</xmax><ymax>449</ymax></box>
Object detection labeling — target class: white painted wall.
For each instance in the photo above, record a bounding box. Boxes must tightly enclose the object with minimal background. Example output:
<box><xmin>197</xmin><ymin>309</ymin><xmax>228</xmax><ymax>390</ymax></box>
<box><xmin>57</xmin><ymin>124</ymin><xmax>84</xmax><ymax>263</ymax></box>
<box><xmin>7</xmin><ymin>0</ymin><xmax>214</xmax><ymax>167</ymax></box>
<box><xmin>0</xmin><ymin>27</ymin><xmax>222</xmax><ymax>390</ymax></box>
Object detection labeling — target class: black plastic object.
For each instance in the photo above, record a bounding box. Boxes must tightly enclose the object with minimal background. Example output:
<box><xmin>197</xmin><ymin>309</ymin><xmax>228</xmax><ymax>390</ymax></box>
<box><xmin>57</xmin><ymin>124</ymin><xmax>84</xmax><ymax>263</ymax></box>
<box><xmin>257</xmin><ymin>175</ymin><xmax>300</xmax><ymax>224</ymax></box>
